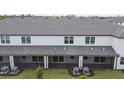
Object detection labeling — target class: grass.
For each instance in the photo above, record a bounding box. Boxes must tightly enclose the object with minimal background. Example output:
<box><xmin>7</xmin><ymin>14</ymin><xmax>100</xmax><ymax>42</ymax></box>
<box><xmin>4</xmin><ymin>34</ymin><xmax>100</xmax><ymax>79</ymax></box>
<box><xmin>0</xmin><ymin>69</ymin><xmax>124</xmax><ymax>79</ymax></box>
<box><xmin>43</xmin><ymin>69</ymin><xmax>78</xmax><ymax>79</ymax></box>
<box><xmin>0</xmin><ymin>69</ymin><xmax>37</xmax><ymax>79</ymax></box>
<box><xmin>91</xmin><ymin>69</ymin><xmax>124</xmax><ymax>79</ymax></box>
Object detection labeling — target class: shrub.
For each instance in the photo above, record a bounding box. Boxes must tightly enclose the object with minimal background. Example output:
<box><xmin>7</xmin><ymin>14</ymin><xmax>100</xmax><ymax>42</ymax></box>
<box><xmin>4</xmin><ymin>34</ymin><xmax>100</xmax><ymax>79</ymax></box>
<box><xmin>79</xmin><ymin>72</ymin><xmax>88</xmax><ymax>79</ymax></box>
<box><xmin>37</xmin><ymin>65</ymin><xmax>44</xmax><ymax>79</ymax></box>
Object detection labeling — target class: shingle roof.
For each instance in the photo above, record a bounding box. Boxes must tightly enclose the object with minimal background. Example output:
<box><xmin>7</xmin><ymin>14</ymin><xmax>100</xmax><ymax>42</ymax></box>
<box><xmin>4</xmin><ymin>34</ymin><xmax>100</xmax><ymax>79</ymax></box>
<box><xmin>107</xmin><ymin>17</ymin><xmax>124</xmax><ymax>22</ymax></box>
<box><xmin>0</xmin><ymin>46</ymin><xmax>117</xmax><ymax>56</ymax></box>
<box><xmin>105</xmin><ymin>17</ymin><xmax>124</xmax><ymax>38</ymax></box>
<box><xmin>0</xmin><ymin>17</ymin><xmax>124</xmax><ymax>37</ymax></box>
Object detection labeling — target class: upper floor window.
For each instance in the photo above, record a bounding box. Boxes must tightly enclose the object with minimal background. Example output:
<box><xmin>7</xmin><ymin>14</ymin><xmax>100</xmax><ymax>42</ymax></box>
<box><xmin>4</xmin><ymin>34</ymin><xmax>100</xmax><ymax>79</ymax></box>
<box><xmin>21</xmin><ymin>36</ymin><xmax>31</xmax><ymax>44</ymax></box>
<box><xmin>0</xmin><ymin>36</ymin><xmax>10</xmax><ymax>44</ymax></box>
<box><xmin>120</xmin><ymin>57</ymin><xmax>124</xmax><ymax>64</ymax></box>
<box><xmin>85</xmin><ymin>36</ymin><xmax>95</xmax><ymax>44</ymax></box>
<box><xmin>64</xmin><ymin>36</ymin><xmax>74</xmax><ymax>44</ymax></box>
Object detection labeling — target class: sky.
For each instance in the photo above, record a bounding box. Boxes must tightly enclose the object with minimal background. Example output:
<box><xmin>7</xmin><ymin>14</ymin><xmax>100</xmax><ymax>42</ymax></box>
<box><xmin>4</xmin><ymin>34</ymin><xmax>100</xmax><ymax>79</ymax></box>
<box><xmin>0</xmin><ymin>0</ymin><xmax>124</xmax><ymax>16</ymax></box>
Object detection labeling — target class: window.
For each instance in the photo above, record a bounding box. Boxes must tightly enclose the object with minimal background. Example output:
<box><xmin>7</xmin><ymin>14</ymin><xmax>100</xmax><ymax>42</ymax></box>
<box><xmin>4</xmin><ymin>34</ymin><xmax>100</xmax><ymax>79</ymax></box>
<box><xmin>94</xmin><ymin>57</ymin><xmax>99</xmax><ymax>62</ymax></box>
<box><xmin>84</xmin><ymin>56</ymin><xmax>88</xmax><ymax>60</ymax></box>
<box><xmin>64</xmin><ymin>37</ymin><xmax>68</xmax><ymax>44</ymax></box>
<box><xmin>120</xmin><ymin>57</ymin><xmax>124</xmax><ymax>64</ymax></box>
<box><xmin>32</xmin><ymin>56</ymin><xmax>37</xmax><ymax>61</ymax></box>
<box><xmin>91</xmin><ymin>37</ymin><xmax>95</xmax><ymax>44</ymax></box>
<box><xmin>100</xmin><ymin>57</ymin><xmax>105</xmax><ymax>62</ymax></box>
<box><xmin>53</xmin><ymin>56</ymin><xmax>58</xmax><ymax>62</ymax></box>
<box><xmin>27</xmin><ymin>36</ymin><xmax>31</xmax><ymax>44</ymax></box>
<box><xmin>59</xmin><ymin>56</ymin><xmax>64</xmax><ymax>62</ymax></box>
<box><xmin>94</xmin><ymin>57</ymin><xmax>105</xmax><ymax>62</ymax></box>
<box><xmin>85</xmin><ymin>36</ymin><xmax>90</xmax><ymax>44</ymax></box>
<box><xmin>53</xmin><ymin>56</ymin><xmax>64</xmax><ymax>62</ymax></box>
<box><xmin>64</xmin><ymin>36</ymin><xmax>74</xmax><ymax>44</ymax></box>
<box><xmin>0</xmin><ymin>36</ymin><xmax>10</xmax><ymax>44</ymax></box>
<box><xmin>38</xmin><ymin>56</ymin><xmax>44</xmax><ymax>61</ymax></box>
<box><xmin>32</xmin><ymin>56</ymin><xmax>44</xmax><ymax>62</ymax></box>
<box><xmin>70</xmin><ymin>56</ymin><xmax>74</xmax><ymax>59</ymax></box>
<box><xmin>70</xmin><ymin>37</ymin><xmax>73</xmax><ymax>44</ymax></box>
<box><xmin>85</xmin><ymin>36</ymin><xmax>95</xmax><ymax>44</ymax></box>
<box><xmin>22</xmin><ymin>56</ymin><xmax>26</xmax><ymax>59</ymax></box>
<box><xmin>0</xmin><ymin>56</ymin><xmax>3</xmax><ymax>61</ymax></box>
<box><xmin>21</xmin><ymin>36</ymin><xmax>31</xmax><ymax>44</ymax></box>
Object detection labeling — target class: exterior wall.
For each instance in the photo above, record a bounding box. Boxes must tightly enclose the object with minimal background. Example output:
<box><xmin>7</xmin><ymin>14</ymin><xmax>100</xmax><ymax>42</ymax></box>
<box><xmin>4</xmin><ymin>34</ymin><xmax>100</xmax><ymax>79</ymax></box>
<box><xmin>14</xmin><ymin>56</ymin><xmax>44</xmax><ymax>63</ymax></box>
<box><xmin>49</xmin><ymin>56</ymin><xmax>78</xmax><ymax>63</ymax></box>
<box><xmin>83</xmin><ymin>57</ymin><xmax>114</xmax><ymax>64</ymax></box>
<box><xmin>0</xmin><ymin>35</ymin><xmax>124</xmax><ymax>69</ymax></box>
<box><xmin>0</xmin><ymin>36</ymin><xmax>112</xmax><ymax>46</ymax></box>
<box><xmin>112</xmin><ymin>37</ymin><xmax>124</xmax><ymax>69</ymax></box>
<box><xmin>0</xmin><ymin>56</ymin><xmax>9</xmax><ymax>63</ymax></box>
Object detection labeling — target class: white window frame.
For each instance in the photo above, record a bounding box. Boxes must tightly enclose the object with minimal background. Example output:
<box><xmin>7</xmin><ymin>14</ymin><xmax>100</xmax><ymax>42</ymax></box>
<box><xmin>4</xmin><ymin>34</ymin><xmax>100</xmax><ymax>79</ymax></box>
<box><xmin>64</xmin><ymin>36</ymin><xmax>74</xmax><ymax>44</ymax></box>
<box><xmin>85</xmin><ymin>36</ymin><xmax>95</xmax><ymax>44</ymax></box>
<box><xmin>21</xmin><ymin>36</ymin><xmax>31</xmax><ymax>44</ymax></box>
<box><xmin>0</xmin><ymin>36</ymin><xmax>10</xmax><ymax>44</ymax></box>
<box><xmin>120</xmin><ymin>57</ymin><xmax>124</xmax><ymax>64</ymax></box>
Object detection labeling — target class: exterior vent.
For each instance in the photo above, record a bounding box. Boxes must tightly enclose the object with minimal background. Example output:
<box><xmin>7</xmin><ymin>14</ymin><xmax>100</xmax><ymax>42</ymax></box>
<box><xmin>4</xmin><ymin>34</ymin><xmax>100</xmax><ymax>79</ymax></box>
<box><xmin>102</xmin><ymin>47</ymin><xmax>106</xmax><ymax>51</ymax></box>
<box><xmin>90</xmin><ymin>47</ymin><xmax>94</xmax><ymax>51</ymax></box>
<box><xmin>54</xmin><ymin>47</ymin><xmax>57</xmax><ymax>50</ymax></box>
<box><xmin>64</xmin><ymin>47</ymin><xmax>66</xmax><ymax>50</ymax></box>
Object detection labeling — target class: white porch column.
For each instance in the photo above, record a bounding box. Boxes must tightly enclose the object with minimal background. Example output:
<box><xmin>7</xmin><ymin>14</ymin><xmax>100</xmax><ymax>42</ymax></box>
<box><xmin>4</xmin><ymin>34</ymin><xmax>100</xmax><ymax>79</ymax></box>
<box><xmin>9</xmin><ymin>56</ymin><xmax>15</xmax><ymax>68</ymax></box>
<box><xmin>44</xmin><ymin>56</ymin><xmax>47</xmax><ymax>69</ymax></box>
<box><xmin>113</xmin><ymin>56</ymin><xmax>117</xmax><ymax>70</ymax></box>
<box><xmin>46</xmin><ymin>56</ymin><xmax>49</xmax><ymax>69</ymax></box>
<box><xmin>44</xmin><ymin>56</ymin><xmax>49</xmax><ymax>69</ymax></box>
<box><xmin>79</xmin><ymin>56</ymin><xmax>83</xmax><ymax>68</ymax></box>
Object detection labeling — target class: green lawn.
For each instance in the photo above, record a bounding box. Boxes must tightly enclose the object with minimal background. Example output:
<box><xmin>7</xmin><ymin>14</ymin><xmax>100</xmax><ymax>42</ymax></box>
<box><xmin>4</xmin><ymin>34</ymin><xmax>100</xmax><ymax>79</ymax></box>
<box><xmin>0</xmin><ymin>69</ymin><xmax>124</xmax><ymax>79</ymax></box>
<box><xmin>91</xmin><ymin>69</ymin><xmax>124</xmax><ymax>79</ymax></box>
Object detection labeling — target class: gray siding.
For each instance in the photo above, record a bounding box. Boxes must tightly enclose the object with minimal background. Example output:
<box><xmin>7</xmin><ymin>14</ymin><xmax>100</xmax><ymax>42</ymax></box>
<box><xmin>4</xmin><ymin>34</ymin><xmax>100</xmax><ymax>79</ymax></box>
<box><xmin>0</xmin><ymin>56</ymin><xmax>9</xmax><ymax>63</ymax></box>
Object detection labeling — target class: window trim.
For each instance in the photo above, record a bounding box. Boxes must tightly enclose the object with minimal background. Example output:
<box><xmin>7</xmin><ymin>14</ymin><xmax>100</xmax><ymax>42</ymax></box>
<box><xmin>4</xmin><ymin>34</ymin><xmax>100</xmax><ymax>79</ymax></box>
<box><xmin>64</xmin><ymin>37</ymin><xmax>68</xmax><ymax>44</ymax></box>
<box><xmin>64</xmin><ymin>36</ymin><xmax>74</xmax><ymax>44</ymax></box>
<box><xmin>0</xmin><ymin>36</ymin><xmax>10</xmax><ymax>44</ymax></box>
<box><xmin>52</xmin><ymin>56</ymin><xmax>64</xmax><ymax>62</ymax></box>
<box><xmin>70</xmin><ymin>56</ymin><xmax>75</xmax><ymax>59</ymax></box>
<box><xmin>120</xmin><ymin>57</ymin><xmax>124</xmax><ymax>64</ymax></box>
<box><xmin>94</xmin><ymin>57</ymin><xmax>105</xmax><ymax>63</ymax></box>
<box><xmin>69</xmin><ymin>37</ymin><xmax>74</xmax><ymax>44</ymax></box>
<box><xmin>85</xmin><ymin>36</ymin><xmax>95</xmax><ymax>44</ymax></box>
<box><xmin>21</xmin><ymin>36</ymin><xmax>31</xmax><ymax>44</ymax></box>
<box><xmin>32</xmin><ymin>56</ymin><xmax>38</xmax><ymax>62</ymax></box>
